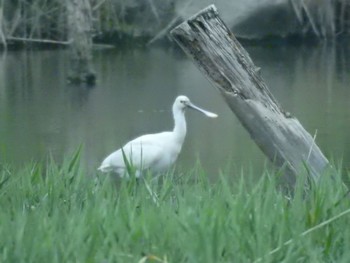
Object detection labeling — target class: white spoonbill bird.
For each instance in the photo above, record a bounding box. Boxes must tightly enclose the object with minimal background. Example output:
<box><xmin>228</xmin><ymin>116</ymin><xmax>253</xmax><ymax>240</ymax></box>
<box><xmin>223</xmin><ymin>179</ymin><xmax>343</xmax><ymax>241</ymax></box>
<box><xmin>98</xmin><ymin>95</ymin><xmax>217</xmax><ymax>177</ymax></box>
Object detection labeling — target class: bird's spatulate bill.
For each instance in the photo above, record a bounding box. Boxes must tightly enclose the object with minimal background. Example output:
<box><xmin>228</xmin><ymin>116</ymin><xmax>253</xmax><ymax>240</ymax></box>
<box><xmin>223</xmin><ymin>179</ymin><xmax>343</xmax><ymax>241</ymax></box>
<box><xmin>188</xmin><ymin>103</ymin><xmax>218</xmax><ymax>118</ymax></box>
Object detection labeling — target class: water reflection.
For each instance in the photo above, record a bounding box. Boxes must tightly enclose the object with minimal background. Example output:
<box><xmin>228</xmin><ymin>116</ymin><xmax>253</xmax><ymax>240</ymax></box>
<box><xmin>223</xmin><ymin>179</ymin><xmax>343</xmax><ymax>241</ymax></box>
<box><xmin>1</xmin><ymin>42</ymin><xmax>350</xmax><ymax>176</ymax></box>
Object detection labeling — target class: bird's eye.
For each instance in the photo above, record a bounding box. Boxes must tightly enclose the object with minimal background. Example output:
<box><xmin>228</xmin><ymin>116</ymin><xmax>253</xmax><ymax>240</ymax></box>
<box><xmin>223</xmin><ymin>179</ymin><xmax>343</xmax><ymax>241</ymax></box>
<box><xmin>180</xmin><ymin>100</ymin><xmax>185</xmax><ymax>103</ymax></box>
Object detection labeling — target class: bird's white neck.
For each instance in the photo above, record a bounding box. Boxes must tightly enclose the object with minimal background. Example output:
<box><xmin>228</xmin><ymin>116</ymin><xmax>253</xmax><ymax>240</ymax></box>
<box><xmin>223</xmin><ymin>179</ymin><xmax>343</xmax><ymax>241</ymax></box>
<box><xmin>172</xmin><ymin>106</ymin><xmax>187</xmax><ymax>143</ymax></box>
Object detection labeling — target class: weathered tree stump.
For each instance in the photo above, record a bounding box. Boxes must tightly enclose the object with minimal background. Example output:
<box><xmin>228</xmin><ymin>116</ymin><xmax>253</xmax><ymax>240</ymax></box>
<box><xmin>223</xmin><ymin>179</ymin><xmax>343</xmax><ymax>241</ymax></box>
<box><xmin>171</xmin><ymin>5</ymin><xmax>329</xmax><ymax>185</ymax></box>
<box><xmin>66</xmin><ymin>0</ymin><xmax>96</xmax><ymax>85</ymax></box>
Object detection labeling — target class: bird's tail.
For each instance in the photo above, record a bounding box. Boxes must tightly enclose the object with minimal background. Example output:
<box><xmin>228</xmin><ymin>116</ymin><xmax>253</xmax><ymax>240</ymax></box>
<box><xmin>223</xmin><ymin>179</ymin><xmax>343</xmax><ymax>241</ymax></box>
<box><xmin>97</xmin><ymin>165</ymin><xmax>110</xmax><ymax>173</ymax></box>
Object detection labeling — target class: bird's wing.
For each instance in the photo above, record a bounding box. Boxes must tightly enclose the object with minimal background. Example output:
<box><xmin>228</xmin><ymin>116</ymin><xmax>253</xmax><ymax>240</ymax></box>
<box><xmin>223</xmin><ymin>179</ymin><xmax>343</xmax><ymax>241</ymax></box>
<box><xmin>124</xmin><ymin>132</ymin><xmax>172</xmax><ymax>168</ymax></box>
<box><xmin>99</xmin><ymin>132</ymin><xmax>169</xmax><ymax>172</ymax></box>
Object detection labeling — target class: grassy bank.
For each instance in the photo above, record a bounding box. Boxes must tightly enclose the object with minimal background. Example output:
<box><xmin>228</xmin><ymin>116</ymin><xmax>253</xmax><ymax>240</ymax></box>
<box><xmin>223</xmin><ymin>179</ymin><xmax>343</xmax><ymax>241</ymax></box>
<box><xmin>0</xmin><ymin>154</ymin><xmax>350</xmax><ymax>262</ymax></box>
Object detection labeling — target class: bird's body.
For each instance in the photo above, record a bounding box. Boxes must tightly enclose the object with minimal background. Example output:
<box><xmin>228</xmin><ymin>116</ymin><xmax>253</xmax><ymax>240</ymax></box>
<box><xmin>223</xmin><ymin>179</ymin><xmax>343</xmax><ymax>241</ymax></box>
<box><xmin>98</xmin><ymin>131</ymin><xmax>183</xmax><ymax>177</ymax></box>
<box><xmin>98</xmin><ymin>95</ymin><xmax>217</xmax><ymax>177</ymax></box>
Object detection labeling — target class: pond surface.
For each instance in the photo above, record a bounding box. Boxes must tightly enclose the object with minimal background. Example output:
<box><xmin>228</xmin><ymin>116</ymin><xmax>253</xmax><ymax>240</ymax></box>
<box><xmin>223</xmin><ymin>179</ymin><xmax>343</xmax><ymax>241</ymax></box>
<box><xmin>1</xmin><ymin>42</ymin><xmax>350</xmax><ymax>176</ymax></box>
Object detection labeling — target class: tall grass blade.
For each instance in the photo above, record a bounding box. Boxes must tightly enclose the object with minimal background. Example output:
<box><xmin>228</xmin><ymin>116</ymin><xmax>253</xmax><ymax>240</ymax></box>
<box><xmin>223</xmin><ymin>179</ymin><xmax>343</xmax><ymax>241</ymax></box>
<box><xmin>0</xmin><ymin>174</ymin><xmax>10</xmax><ymax>190</ymax></box>
<box><xmin>253</xmin><ymin>207</ymin><xmax>350</xmax><ymax>263</ymax></box>
<box><xmin>68</xmin><ymin>144</ymin><xmax>83</xmax><ymax>173</ymax></box>
<box><xmin>121</xmin><ymin>147</ymin><xmax>135</xmax><ymax>178</ymax></box>
<box><xmin>142</xmin><ymin>176</ymin><xmax>159</xmax><ymax>207</ymax></box>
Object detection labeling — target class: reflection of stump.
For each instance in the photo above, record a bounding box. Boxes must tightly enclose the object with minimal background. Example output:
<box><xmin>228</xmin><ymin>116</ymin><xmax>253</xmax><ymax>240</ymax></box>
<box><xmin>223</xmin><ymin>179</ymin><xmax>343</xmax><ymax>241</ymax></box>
<box><xmin>66</xmin><ymin>0</ymin><xmax>96</xmax><ymax>85</ymax></box>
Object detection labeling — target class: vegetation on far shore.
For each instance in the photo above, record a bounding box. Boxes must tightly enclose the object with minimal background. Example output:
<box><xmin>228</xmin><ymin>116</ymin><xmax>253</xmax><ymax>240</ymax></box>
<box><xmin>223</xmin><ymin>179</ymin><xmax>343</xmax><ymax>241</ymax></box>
<box><xmin>1</xmin><ymin>149</ymin><xmax>350</xmax><ymax>263</ymax></box>
<box><xmin>1</xmin><ymin>0</ymin><xmax>350</xmax><ymax>49</ymax></box>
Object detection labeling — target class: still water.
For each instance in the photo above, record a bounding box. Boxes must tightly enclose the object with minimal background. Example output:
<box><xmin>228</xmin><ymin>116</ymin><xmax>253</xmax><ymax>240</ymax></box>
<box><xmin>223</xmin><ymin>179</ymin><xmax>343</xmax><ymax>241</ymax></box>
<box><xmin>1</xmin><ymin>42</ymin><xmax>350</xmax><ymax>175</ymax></box>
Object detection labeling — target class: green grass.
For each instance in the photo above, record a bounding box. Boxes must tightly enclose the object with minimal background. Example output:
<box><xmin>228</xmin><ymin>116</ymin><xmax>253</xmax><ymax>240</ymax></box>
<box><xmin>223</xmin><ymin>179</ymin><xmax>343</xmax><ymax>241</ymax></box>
<box><xmin>1</xmin><ymin>152</ymin><xmax>350</xmax><ymax>263</ymax></box>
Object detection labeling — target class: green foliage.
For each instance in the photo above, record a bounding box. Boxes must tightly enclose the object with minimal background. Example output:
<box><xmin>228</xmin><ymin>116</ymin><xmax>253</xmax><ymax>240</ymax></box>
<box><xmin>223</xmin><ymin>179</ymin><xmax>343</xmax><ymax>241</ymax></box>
<box><xmin>0</xmin><ymin>153</ymin><xmax>350</xmax><ymax>263</ymax></box>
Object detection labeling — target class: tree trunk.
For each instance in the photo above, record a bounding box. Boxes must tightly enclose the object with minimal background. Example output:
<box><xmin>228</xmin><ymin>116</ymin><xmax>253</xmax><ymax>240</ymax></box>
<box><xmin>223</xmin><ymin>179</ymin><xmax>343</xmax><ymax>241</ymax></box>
<box><xmin>170</xmin><ymin>5</ymin><xmax>330</xmax><ymax>185</ymax></box>
<box><xmin>66</xmin><ymin>0</ymin><xmax>96</xmax><ymax>85</ymax></box>
<box><xmin>0</xmin><ymin>1</ymin><xmax>6</xmax><ymax>49</ymax></box>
